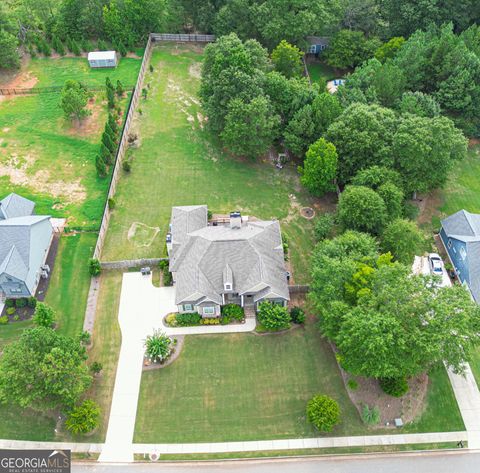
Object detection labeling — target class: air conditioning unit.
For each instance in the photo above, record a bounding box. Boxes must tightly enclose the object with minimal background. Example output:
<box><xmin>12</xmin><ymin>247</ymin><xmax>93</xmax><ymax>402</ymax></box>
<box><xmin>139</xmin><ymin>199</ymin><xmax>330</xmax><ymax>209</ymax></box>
<box><xmin>41</xmin><ymin>264</ymin><xmax>50</xmax><ymax>272</ymax></box>
<box><xmin>40</xmin><ymin>270</ymin><xmax>49</xmax><ymax>279</ymax></box>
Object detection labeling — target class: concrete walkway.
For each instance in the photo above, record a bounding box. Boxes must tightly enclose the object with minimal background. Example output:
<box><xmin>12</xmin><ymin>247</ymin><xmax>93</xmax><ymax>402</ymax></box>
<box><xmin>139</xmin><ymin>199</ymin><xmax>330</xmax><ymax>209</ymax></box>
<box><xmin>99</xmin><ymin>272</ymin><xmax>257</xmax><ymax>463</ymax></box>
<box><xmin>133</xmin><ymin>431</ymin><xmax>467</xmax><ymax>455</ymax></box>
<box><xmin>447</xmin><ymin>365</ymin><xmax>480</xmax><ymax>449</ymax></box>
<box><xmin>83</xmin><ymin>276</ymin><xmax>101</xmax><ymax>334</ymax></box>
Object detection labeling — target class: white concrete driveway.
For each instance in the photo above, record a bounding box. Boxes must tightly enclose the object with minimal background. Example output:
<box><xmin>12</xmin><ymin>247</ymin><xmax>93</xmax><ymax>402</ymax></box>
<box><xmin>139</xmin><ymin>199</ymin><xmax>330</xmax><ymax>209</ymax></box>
<box><xmin>99</xmin><ymin>272</ymin><xmax>256</xmax><ymax>462</ymax></box>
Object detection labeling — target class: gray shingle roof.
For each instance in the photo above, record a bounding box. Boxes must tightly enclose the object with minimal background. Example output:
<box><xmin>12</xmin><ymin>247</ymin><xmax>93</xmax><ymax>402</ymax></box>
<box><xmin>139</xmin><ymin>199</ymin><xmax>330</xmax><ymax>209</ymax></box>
<box><xmin>0</xmin><ymin>195</ymin><xmax>52</xmax><ymax>295</ymax></box>
<box><xmin>442</xmin><ymin>209</ymin><xmax>480</xmax><ymax>302</ymax></box>
<box><xmin>0</xmin><ymin>193</ymin><xmax>35</xmax><ymax>220</ymax></box>
<box><xmin>170</xmin><ymin>206</ymin><xmax>289</xmax><ymax>306</ymax></box>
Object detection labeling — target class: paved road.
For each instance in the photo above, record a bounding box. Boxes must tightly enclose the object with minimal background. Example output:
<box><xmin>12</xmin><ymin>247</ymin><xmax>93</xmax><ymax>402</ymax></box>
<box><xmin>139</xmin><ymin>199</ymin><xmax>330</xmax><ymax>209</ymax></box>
<box><xmin>73</xmin><ymin>451</ymin><xmax>480</xmax><ymax>473</ymax></box>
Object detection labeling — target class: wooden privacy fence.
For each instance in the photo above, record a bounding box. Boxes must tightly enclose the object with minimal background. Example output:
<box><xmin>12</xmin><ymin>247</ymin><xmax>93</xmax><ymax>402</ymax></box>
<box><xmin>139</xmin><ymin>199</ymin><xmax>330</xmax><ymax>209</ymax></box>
<box><xmin>100</xmin><ymin>258</ymin><xmax>168</xmax><ymax>270</ymax></box>
<box><xmin>0</xmin><ymin>85</ymin><xmax>133</xmax><ymax>96</ymax></box>
<box><xmin>289</xmin><ymin>285</ymin><xmax>310</xmax><ymax>295</ymax></box>
<box><xmin>93</xmin><ymin>35</ymin><xmax>154</xmax><ymax>259</ymax></box>
<box><xmin>151</xmin><ymin>33</ymin><xmax>216</xmax><ymax>42</ymax></box>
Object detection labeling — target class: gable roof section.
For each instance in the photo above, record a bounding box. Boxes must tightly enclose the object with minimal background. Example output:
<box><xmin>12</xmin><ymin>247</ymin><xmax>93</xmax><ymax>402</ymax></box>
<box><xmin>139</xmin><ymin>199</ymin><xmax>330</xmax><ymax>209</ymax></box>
<box><xmin>441</xmin><ymin>210</ymin><xmax>480</xmax><ymax>241</ymax></box>
<box><xmin>0</xmin><ymin>193</ymin><xmax>35</xmax><ymax>220</ymax></box>
<box><xmin>0</xmin><ymin>245</ymin><xmax>28</xmax><ymax>281</ymax></box>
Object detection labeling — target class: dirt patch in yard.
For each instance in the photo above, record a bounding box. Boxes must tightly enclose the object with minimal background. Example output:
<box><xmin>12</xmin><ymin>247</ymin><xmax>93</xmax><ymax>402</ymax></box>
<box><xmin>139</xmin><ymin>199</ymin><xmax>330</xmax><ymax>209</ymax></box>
<box><xmin>65</xmin><ymin>100</ymin><xmax>103</xmax><ymax>138</ymax></box>
<box><xmin>416</xmin><ymin>190</ymin><xmax>443</xmax><ymax>226</ymax></box>
<box><xmin>0</xmin><ymin>153</ymin><xmax>86</xmax><ymax>203</ymax></box>
<box><xmin>188</xmin><ymin>62</ymin><xmax>202</xmax><ymax>79</ymax></box>
<box><xmin>127</xmin><ymin>222</ymin><xmax>160</xmax><ymax>247</ymax></box>
<box><xmin>0</xmin><ymin>68</ymin><xmax>38</xmax><ymax>102</ymax></box>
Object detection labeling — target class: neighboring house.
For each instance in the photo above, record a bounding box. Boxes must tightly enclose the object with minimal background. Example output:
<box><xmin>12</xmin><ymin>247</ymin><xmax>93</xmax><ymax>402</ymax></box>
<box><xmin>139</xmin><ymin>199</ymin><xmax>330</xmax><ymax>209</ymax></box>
<box><xmin>440</xmin><ymin>209</ymin><xmax>480</xmax><ymax>302</ymax></box>
<box><xmin>166</xmin><ymin>206</ymin><xmax>290</xmax><ymax>317</ymax></box>
<box><xmin>306</xmin><ymin>36</ymin><xmax>330</xmax><ymax>55</ymax></box>
<box><xmin>0</xmin><ymin>193</ymin><xmax>53</xmax><ymax>300</ymax></box>
<box><xmin>87</xmin><ymin>51</ymin><xmax>118</xmax><ymax>68</ymax></box>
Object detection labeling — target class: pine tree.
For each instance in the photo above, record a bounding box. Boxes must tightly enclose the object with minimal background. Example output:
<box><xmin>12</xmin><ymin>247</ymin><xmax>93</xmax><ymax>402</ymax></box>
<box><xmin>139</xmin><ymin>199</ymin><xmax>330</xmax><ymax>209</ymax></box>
<box><xmin>96</xmin><ymin>154</ymin><xmax>107</xmax><ymax>177</ymax></box>
<box><xmin>108</xmin><ymin>113</ymin><xmax>119</xmax><ymax>134</ymax></box>
<box><xmin>101</xmin><ymin>143</ymin><xmax>113</xmax><ymax>165</ymax></box>
<box><xmin>116</xmin><ymin>80</ymin><xmax>124</xmax><ymax>97</ymax></box>
<box><xmin>106</xmin><ymin>86</ymin><xmax>115</xmax><ymax>108</ymax></box>
<box><xmin>105</xmin><ymin>122</ymin><xmax>116</xmax><ymax>143</ymax></box>
<box><xmin>71</xmin><ymin>39</ymin><xmax>81</xmax><ymax>56</ymax></box>
<box><xmin>105</xmin><ymin>77</ymin><xmax>113</xmax><ymax>90</ymax></box>
<box><xmin>118</xmin><ymin>42</ymin><xmax>127</xmax><ymax>57</ymax></box>
<box><xmin>102</xmin><ymin>131</ymin><xmax>115</xmax><ymax>154</ymax></box>
<box><xmin>52</xmin><ymin>35</ymin><xmax>65</xmax><ymax>56</ymax></box>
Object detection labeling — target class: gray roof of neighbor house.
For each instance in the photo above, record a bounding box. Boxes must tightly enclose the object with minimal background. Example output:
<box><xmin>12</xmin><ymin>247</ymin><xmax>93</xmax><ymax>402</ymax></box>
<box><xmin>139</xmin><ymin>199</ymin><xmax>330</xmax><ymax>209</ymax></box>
<box><xmin>169</xmin><ymin>206</ymin><xmax>289</xmax><ymax>306</ymax></box>
<box><xmin>0</xmin><ymin>194</ymin><xmax>52</xmax><ymax>295</ymax></box>
<box><xmin>0</xmin><ymin>193</ymin><xmax>35</xmax><ymax>220</ymax></box>
<box><xmin>441</xmin><ymin>209</ymin><xmax>480</xmax><ymax>302</ymax></box>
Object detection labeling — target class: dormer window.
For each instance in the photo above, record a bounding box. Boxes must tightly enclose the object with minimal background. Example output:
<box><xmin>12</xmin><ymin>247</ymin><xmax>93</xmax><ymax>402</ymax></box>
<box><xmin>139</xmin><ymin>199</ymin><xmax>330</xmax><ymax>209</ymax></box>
<box><xmin>224</xmin><ymin>283</ymin><xmax>232</xmax><ymax>291</ymax></box>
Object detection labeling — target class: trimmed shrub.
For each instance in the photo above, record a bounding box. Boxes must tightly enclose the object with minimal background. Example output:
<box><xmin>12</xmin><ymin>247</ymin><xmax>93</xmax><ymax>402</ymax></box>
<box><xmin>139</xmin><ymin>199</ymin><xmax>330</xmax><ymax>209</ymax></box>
<box><xmin>0</xmin><ymin>315</ymin><xmax>9</xmax><ymax>325</ymax></box>
<box><xmin>290</xmin><ymin>306</ymin><xmax>306</xmax><ymax>324</ymax></box>
<box><xmin>306</xmin><ymin>395</ymin><xmax>340</xmax><ymax>432</ymax></box>
<box><xmin>176</xmin><ymin>312</ymin><xmax>201</xmax><ymax>326</ymax></box>
<box><xmin>15</xmin><ymin>298</ymin><xmax>27</xmax><ymax>308</ymax></box>
<box><xmin>27</xmin><ymin>296</ymin><xmax>37</xmax><ymax>308</ymax></box>
<box><xmin>89</xmin><ymin>258</ymin><xmax>101</xmax><ymax>276</ymax></box>
<box><xmin>122</xmin><ymin>159</ymin><xmax>131</xmax><ymax>172</ymax></box>
<box><xmin>257</xmin><ymin>301</ymin><xmax>291</xmax><ymax>331</ymax></box>
<box><xmin>52</xmin><ymin>35</ymin><xmax>65</xmax><ymax>56</ymax></box>
<box><xmin>165</xmin><ymin>313</ymin><xmax>177</xmax><ymax>327</ymax></box>
<box><xmin>13</xmin><ymin>315</ymin><xmax>19</xmax><ymax>321</ymax></box>
<box><xmin>379</xmin><ymin>377</ymin><xmax>409</xmax><ymax>397</ymax></box>
<box><xmin>5</xmin><ymin>299</ymin><xmax>15</xmax><ymax>308</ymax></box>
<box><xmin>200</xmin><ymin>318</ymin><xmax>220</xmax><ymax>325</ymax></box>
<box><xmin>221</xmin><ymin>304</ymin><xmax>244</xmax><ymax>321</ymax></box>
<box><xmin>6</xmin><ymin>307</ymin><xmax>16</xmax><ymax>316</ymax></box>
<box><xmin>163</xmin><ymin>267</ymin><xmax>173</xmax><ymax>286</ymax></box>
<box><xmin>66</xmin><ymin>400</ymin><xmax>100</xmax><ymax>434</ymax></box>
<box><xmin>361</xmin><ymin>404</ymin><xmax>380</xmax><ymax>425</ymax></box>
<box><xmin>108</xmin><ymin>197</ymin><xmax>116</xmax><ymax>210</ymax></box>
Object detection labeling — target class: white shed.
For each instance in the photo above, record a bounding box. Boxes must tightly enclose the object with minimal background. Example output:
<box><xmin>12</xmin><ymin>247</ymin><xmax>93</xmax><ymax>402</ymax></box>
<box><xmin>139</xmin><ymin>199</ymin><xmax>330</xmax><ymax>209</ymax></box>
<box><xmin>87</xmin><ymin>51</ymin><xmax>118</xmax><ymax>68</ymax></box>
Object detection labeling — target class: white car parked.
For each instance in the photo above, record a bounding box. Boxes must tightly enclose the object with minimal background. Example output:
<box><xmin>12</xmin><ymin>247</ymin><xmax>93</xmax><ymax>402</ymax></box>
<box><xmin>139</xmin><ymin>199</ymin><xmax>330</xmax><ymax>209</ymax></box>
<box><xmin>428</xmin><ymin>253</ymin><xmax>444</xmax><ymax>277</ymax></box>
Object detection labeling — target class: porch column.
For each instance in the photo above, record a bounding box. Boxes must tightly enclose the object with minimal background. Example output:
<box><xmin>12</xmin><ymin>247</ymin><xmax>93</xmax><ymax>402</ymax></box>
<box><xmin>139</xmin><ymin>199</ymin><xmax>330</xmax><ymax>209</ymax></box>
<box><xmin>241</xmin><ymin>295</ymin><xmax>244</xmax><ymax>307</ymax></box>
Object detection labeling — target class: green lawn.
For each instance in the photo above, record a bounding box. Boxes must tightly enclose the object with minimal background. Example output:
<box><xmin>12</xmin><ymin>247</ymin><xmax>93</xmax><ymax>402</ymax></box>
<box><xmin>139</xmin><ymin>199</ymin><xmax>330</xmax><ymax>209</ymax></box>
<box><xmin>102</xmin><ymin>43</ymin><xmax>316</xmax><ymax>282</ymax></box>
<box><xmin>307</xmin><ymin>60</ymin><xmax>337</xmax><ymax>84</ymax></box>
<box><xmin>0</xmin><ymin>56</ymin><xmax>141</xmax><ymax>228</ymax></box>
<box><xmin>44</xmin><ymin>233</ymin><xmax>97</xmax><ymax>338</ymax></box>
<box><xmin>134</xmin><ymin>321</ymin><xmax>463</xmax><ymax>443</ymax></box>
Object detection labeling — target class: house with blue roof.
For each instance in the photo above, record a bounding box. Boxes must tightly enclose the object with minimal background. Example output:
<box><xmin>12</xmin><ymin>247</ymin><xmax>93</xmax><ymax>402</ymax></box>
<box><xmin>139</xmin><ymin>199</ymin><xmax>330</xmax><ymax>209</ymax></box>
<box><xmin>440</xmin><ymin>209</ymin><xmax>480</xmax><ymax>303</ymax></box>
<box><xmin>0</xmin><ymin>193</ymin><xmax>53</xmax><ymax>300</ymax></box>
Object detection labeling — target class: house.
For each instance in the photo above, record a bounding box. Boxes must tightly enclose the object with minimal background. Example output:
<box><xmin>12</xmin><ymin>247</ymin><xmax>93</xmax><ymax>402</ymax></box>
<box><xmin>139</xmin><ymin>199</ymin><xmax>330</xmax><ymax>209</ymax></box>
<box><xmin>440</xmin><ymin>209</ymin><xmax>480</xmax><ymax>302</ymax></box>
<box><xmin>87</xmin><ymin>51</ymin><xmax>118</xmax><ymax>68</ymax></box>
<box><xmin>0</xmin><ymin>193</ymin><xmax>53</xmax><ymax>300</ymax></box>
<box><xmin>166</xmin><ymin>206</ymin><xmax>290</xmax><ymax>317</ymax></box>
<box><xmin>306</xmin><ymin>36</ymin><xmax>330</xmax><ymax>55</ymax></box>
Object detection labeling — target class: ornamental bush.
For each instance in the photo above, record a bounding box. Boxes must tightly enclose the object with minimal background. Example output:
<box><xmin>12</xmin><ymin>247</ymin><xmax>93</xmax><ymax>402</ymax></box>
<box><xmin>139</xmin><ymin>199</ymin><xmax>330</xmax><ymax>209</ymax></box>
<box><xmin>221</xmin><ymin>304</ymin><xmax>244</xmax><ymax>321</ymax></box>
<box><xmin>0</xmin><ymin>315</ymin><xmax>8</xmax><ymax>325</ymax></box>
<box><xmin>176</xmin><ymin>312</ymin><xmax>201</xmax><ymax>326</ymax></box>
<box><xmin>65</xmin><ymin>400</ymin><xmax>100</xmax><ymax>434</ymax></box>
<box><xmin>165</xmin><ymin>313</ymin><xmax>177</xmax><ymax>327</ymax></box>
<box><xmin>89</xmin><ymin>258</ymin><xmax>101</xmax><ymax>276</ymax></box>
<box><xmin>361</xmin><ymin>404</ymin><xmax>380</xmax><ymax>425</ymax></box>
<box><xmin>15</xmin><ymin>298</ymin><xmax>27</xmax><ymax>308</ymax></box>
<box><xmin>290</xmin><ymin>306</ymin><xmax>306</xmax><ymax>324</ymax></box>
<box><xmin>27</xmin><ymin>297</ymin><xmax>37</xmax><ymax>308</ymax></box>
<box><xmin>314</xmin><ymin>213</ymin><xmax>335</xmax><ymax>241</ymax></box>
<box><xmin>306</xmin><ymin>395</ymin><xmax>340</xmax><ymax>432</ymax></box>
<box><xmin>33</xmin><ymin>302</ymin><xmax>56</xmax><ymax>328</ymax></box>
<box><xmin>379</xmin><ymin>376</ymin><xmax>409</xmax><ymax>397</ymax></box>
<box><xmin>6</xmin><ymin>307</ymin><xmax>16</xmax><ymax>316</ymax></box>
<box><xmin>144</xmin><ymin>330</ymin><xmax>172</xmax><ymax>362</ymax></box>
<box><xmin>257</xmin><ymin>301</ymin><xmax>291</xmax><ymax>331</ymax></box>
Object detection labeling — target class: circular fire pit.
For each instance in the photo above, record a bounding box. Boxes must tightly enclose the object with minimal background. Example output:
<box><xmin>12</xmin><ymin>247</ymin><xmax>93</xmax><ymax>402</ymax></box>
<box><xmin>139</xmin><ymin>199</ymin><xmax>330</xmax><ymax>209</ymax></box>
<box><xmin>300</xmin><ymin>207</ymin><xmax>315</xmax><ymax>219</ymax></box>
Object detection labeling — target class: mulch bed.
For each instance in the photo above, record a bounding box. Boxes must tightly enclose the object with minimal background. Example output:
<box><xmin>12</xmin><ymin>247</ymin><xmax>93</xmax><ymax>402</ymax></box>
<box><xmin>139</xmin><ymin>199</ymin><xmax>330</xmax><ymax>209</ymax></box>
<box><xmin>142</xmin><ymin>336</ymin><xmax>185</xmax><ymax>371</ymax></box>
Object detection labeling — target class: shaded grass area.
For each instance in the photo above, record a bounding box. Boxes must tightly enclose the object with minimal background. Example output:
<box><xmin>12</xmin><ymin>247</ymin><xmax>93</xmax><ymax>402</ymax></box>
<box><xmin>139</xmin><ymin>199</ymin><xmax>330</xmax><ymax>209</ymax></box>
<box><xmin>44</xmin><ymin>233</ymin><xmax>96</xmax><ymax>338</ymax></box>
<box><xmin>0</xmin><ymin>56</ymin><xmax>141</xmax><ymax>227</ymax></box>
<box><xmin>103</xmin><ymin>43</ymin><xmax>316</xmax><ymax>282</ymax></box>
<box><xmin>307</xmin><ymin>60</ymin><xmax>337</xmax><ymax>84</ymax></box>
<box><xmin>134</xmin><ymin>321</ymin><xmax>463</xmax><ymax>443</ymax></box>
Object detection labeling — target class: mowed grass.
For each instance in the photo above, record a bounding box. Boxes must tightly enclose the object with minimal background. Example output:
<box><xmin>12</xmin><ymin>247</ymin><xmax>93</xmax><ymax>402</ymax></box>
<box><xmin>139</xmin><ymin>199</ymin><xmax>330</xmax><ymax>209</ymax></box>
<box><xmin>103</xmin><ymin>43</ymin><xmax>316</xmax><ymax>282</ymax></box>
<box><xmin>134</xmin><ymin>321</ymin><xmax>464</xmax><ymax>443</ymax></box>
<box><xmin>44</xmin><ymin>233</ymin><xmax>96</xmax><ymax>338</ymax></box>
<box><xmin>307</xmin><ymin>60</ymin><xmax>337</xmax><ymax>84</ymax></box>
<box><xmin>0</xmin><ymin>56</ymin><xmax>141</xmax><ymax>227</ymax></box>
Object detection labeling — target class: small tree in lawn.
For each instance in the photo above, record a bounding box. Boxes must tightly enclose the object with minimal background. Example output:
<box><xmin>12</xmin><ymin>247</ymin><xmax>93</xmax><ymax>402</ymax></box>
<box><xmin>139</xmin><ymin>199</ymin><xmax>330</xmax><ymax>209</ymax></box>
<box><xmin>298</xmin><ymin>138</ymin><xmax>338</xmax><ymax>196</ymax></box>
<box><xmin>102</xmin><ymin>130</ymin><xmax>115</xmax><ymax>154</ymax></box>
<box><xmin>66</xmin><ymin>399</ymin><xmax>100</xmax><ymax>434</ymax></box>
<box><xmin>271</xmin><ymin>40</ymin><xmax>304</xmax><ymax>78</ymax></box>
<box><xmin>116</xmin><ymin>80</ymin><xmax>124</xmax><ymax>97</ymax></box>
<box><xmin>106</xmin><ymin>85</ymin><xmax>115</xmax><ymax>108</ymax></box>
<box><xmin>306</xmin><ymin>395</ymin><xmax>340</xmax><ymax>432</ymax></box>
<box><xmin>71</xmin><ymin>39</ymin><xmax>81</xmax><ymax>56</ymax></box>
<box><xmin>257</xmin><ymin>301</ymin><xmax>291</xmax><ymax>331</ymax></box>
<box><xmin>33</xmin><ymin>302</ymin><xmax>56</xmax><ymax>328</ymax></box>
<box><xmin>60</xmin><ymin>80</ymin><xmax>90</xmax><ymax>121</ymax></box>
<box><xmin>105</xmin><ymin>122</ymin><xmax>117</xmax><ymax>144</ymax></box>
<box><xmin>144</xmin><ymin>330</ymin><xmax>172</xmax><ymax>363</ymax></box>
<box><xmin>101</xmin><ymin>143</ymin><xmax>113</xmax><ymax>165</ymax></box>
<box><xmin>90</xmin><ymin>361</ymin><xmax>103</xmax><ymax>375</ymax></box>
<box><xmin>108</xmin><ymin>112</ymin><xmax>119</xmax><ymax>134</ymax></box>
